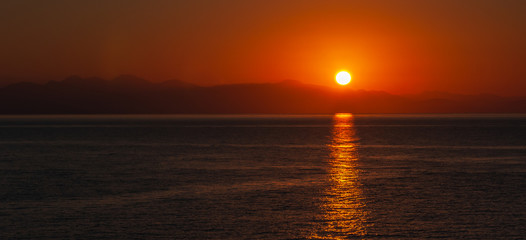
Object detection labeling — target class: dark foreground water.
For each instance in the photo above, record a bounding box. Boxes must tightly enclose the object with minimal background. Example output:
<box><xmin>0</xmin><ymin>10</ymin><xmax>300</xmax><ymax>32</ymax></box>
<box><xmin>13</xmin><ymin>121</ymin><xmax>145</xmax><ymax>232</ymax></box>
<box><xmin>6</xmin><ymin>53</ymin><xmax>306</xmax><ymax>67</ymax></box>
<box><xmin>1</xmin><ymin>114</ymin><xmax>526</xmax><ymax>239</ymax></box>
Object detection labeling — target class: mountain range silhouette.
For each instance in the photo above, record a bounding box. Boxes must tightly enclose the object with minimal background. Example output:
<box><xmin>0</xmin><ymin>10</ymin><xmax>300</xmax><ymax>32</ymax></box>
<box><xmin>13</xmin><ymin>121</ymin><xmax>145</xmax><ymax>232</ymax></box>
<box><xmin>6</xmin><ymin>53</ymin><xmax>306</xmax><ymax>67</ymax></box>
<box><xmin>1</xmin><ymin>75</ymin><xmax>525</xmax><ymax>114</ymax></box>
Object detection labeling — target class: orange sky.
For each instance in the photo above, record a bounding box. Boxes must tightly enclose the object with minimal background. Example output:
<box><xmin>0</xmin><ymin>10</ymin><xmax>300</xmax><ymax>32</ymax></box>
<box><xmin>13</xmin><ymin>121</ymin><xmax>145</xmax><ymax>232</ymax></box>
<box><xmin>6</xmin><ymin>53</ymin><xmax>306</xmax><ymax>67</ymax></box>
<box><xmin>1</xmin><ymin>0</ymin><xmax>526</xmax><ymax>95</ymax></box>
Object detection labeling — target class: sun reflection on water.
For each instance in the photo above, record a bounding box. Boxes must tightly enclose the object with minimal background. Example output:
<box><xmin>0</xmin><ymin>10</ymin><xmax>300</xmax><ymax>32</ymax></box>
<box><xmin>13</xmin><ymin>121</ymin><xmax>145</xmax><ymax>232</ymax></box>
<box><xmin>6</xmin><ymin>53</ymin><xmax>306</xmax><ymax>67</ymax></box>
<box><xmin>311</xmin><ymin>113</ymin><xmax>370</xmax><ymax>239</ymax></box>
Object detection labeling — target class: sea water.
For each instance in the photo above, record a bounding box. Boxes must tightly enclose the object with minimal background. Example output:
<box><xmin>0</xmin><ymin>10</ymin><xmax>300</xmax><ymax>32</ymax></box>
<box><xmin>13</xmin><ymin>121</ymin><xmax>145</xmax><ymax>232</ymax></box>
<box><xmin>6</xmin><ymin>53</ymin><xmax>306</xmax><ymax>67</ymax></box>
<box><xmin>1</xmin><ymin>114</ymin><xmax>525</xmax><ymax>239</ymax></box>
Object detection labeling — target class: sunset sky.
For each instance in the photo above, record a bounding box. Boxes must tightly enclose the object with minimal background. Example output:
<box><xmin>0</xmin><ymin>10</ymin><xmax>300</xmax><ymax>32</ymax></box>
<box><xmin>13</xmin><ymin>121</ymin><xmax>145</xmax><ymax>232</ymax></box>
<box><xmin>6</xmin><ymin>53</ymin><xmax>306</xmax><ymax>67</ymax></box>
<box><xmin>1</xmin><ymin>0</ymin><xmax>526</xmax><ymax>95</ymax></box>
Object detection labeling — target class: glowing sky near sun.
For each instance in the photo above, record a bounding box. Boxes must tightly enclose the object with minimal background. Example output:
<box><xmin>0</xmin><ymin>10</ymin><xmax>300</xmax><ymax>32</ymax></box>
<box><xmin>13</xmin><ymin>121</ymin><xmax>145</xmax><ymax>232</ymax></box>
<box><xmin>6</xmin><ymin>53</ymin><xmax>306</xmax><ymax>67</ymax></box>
<box><xmin>1</xmin><ymin>0</ymin><xmax>526</xmax><ymax>95</ymax></box>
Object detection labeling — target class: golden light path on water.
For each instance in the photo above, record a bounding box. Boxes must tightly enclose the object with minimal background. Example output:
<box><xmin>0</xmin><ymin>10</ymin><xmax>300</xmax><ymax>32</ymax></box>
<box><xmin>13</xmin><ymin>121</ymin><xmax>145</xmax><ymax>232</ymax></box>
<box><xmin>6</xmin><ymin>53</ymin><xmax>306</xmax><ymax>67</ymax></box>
<box><xmin>311</xmin><ymin>113</ymin><xmax>370</xmax><ymax>239</ymax></box>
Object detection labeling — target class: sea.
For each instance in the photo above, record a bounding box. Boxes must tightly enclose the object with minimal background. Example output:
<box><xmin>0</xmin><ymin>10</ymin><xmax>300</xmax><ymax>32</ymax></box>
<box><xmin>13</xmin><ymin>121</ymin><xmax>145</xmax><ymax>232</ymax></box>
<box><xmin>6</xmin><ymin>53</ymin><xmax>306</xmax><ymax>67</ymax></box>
<box><xmin>1</xmin><ymin>114</ymin><xmax>525</xmax><ymax>239</ymax></box>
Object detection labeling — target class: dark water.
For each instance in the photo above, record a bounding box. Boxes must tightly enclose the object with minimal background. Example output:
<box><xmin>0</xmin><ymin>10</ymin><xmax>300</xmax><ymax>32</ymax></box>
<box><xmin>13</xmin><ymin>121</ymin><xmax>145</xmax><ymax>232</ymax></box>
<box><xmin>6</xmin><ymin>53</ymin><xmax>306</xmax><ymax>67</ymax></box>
<box><xmin>1</xmin><ymin>114</ymin><xmax>526</xmax><ymax>239</ymax></box>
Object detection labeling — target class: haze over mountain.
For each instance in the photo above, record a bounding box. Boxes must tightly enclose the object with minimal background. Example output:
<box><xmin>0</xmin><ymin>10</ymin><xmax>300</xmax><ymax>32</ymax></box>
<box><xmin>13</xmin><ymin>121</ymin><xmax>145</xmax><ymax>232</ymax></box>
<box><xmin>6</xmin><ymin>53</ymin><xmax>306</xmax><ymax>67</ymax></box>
<box><xmin>1</xmin><ymin>76</ymin><xmax>525</xmax><ymax>114</ymax></box>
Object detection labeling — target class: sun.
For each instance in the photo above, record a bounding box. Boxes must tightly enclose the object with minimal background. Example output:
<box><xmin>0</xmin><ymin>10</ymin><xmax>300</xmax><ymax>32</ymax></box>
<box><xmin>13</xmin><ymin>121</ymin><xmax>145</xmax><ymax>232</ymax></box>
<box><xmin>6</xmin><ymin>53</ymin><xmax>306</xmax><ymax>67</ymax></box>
<box><xmin>335</xmin><ymin>71</ymin><xmax>351</xmax><ymax>85</ymax></box>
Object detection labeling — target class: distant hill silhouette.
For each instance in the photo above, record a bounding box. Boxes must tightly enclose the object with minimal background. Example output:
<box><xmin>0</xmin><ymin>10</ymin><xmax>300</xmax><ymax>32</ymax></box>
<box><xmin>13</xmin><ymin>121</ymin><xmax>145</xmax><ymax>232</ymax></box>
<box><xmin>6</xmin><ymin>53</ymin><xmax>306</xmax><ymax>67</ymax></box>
<box><xmin>0</xmin><ymin>75</ymin><xmax>525</xmax><ymax>114</ymax></box>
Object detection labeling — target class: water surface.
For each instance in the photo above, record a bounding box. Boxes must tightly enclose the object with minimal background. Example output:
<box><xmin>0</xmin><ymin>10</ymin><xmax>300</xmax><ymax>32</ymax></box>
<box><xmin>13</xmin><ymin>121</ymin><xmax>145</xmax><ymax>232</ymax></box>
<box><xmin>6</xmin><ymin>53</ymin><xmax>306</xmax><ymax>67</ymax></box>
<box><xmin>1</xmin><ymin>114</ymin><xmax>525</xmax><ymax>239</ymax></box>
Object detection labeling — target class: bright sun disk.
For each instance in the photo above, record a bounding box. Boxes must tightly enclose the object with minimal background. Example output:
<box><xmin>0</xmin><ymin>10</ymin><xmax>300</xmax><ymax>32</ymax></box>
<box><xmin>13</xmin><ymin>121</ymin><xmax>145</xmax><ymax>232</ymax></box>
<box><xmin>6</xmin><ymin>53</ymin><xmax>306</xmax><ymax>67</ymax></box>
<box><xmin>336</xmin><ymin>71</ymin><xmax>351</xmax><ymax>85</ymax></box>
